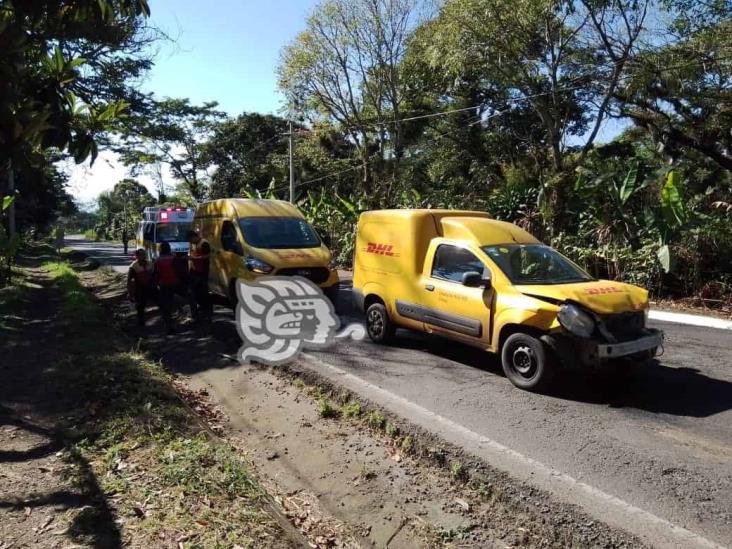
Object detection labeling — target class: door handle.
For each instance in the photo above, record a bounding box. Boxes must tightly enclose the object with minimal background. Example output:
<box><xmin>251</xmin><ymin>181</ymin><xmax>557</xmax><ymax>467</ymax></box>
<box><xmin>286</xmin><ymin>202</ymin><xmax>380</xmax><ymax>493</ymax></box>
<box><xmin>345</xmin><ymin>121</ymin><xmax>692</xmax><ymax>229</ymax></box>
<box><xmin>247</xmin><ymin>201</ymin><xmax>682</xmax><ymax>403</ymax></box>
<box><xmin>425</xmin><ymin>284</ymin><xmax>435</xmax><ymax>292</ymax></box>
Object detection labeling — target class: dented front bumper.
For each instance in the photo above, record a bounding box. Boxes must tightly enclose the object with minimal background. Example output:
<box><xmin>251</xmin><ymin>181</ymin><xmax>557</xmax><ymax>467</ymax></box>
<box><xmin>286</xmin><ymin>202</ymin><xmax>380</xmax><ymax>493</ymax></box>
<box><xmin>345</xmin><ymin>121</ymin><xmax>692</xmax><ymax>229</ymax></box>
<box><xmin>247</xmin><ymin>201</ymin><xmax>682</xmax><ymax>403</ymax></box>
<box><xmin>541</xmin><ymin>328</ymin><xmax>664</xmax><ymax>370</ymax></box>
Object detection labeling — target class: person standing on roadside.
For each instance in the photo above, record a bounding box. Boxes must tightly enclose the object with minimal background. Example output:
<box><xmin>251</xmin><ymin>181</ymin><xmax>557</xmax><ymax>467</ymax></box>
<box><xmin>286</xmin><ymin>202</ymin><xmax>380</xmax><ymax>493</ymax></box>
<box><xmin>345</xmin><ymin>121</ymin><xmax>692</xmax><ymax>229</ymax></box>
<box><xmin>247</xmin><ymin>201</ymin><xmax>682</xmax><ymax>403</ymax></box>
<box><xmin>122</xmin><ymin>228</ymin><xmax>129</xmax><ymax>255</ymax></box>
<box><xmin>187</xmin><ymin>229</ymin><xmax>212</xmax><ymax>322</ymax></box>
<box><xmin>154</xmin><ymin>242</ymin><xmax>181</xmax><ymax>334</ymax></box>
<box><xmin>127</xmin><ymin>248</ymin><xmax>154</xmax><ymax>328</ymax></box>
<box><xmin>54</xmin><ymin>225</ymin><xmax>65</xmax><ymax>254</ymax></box>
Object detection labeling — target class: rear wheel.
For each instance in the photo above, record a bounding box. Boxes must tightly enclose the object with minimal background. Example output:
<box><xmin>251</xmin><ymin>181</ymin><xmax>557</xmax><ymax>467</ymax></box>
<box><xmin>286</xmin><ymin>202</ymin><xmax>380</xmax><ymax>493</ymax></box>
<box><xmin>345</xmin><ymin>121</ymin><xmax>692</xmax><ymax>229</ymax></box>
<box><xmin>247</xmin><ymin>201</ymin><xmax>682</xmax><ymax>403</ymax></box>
<box><xmin>366</xmin><ymin>302</ymin><xmax>395</xmax><ymax>344</ymax></box>
<box><xmin>501</xmin><ymin>333</ymin><xmax>553</xmax><ymax>391</ymax></box>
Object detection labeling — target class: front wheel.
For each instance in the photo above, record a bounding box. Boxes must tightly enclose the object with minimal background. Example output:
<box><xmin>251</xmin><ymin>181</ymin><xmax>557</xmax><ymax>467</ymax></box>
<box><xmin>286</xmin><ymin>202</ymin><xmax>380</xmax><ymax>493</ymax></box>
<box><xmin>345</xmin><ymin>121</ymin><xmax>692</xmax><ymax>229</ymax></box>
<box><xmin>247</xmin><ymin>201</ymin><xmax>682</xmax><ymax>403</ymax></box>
<box><xmin>501</xmin><ymin>333</ymin><xmax>553</xmax><ymax>391</ymax></box>
<box><xmin>366</xmin><ymin>302</ymin><xmax>395</xmax><ymax>344</ymax></box>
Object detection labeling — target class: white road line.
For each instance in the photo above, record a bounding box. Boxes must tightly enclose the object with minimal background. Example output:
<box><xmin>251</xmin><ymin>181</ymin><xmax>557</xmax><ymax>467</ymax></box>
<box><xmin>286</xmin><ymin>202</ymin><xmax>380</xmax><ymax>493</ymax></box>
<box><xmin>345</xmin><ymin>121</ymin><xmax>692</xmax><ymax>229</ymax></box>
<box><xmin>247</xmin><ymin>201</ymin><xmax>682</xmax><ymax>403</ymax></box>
<box><xmin>650</xmin><ymin>310</ymin><xmax>732</xmax><ymax>330</ymax></box>
<box><xmin>301</xmin><ymin>354</ymin><xmax>726</xmax><ymax>549</ymax></box>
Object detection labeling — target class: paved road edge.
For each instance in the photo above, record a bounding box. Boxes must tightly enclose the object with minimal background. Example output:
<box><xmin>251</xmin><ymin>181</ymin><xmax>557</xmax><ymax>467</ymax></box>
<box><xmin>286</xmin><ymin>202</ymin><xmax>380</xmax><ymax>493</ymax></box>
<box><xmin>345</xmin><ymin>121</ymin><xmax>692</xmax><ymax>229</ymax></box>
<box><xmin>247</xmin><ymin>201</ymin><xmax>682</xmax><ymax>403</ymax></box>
<box><xmin>649</xmin><ymin>310</ymin><xmax>732</xmax><ymax>330</ymax></box>
<box><xmin>298</xmin><ymin>353</ymin><xmax>726</xmax><ymax>549</ymax></box>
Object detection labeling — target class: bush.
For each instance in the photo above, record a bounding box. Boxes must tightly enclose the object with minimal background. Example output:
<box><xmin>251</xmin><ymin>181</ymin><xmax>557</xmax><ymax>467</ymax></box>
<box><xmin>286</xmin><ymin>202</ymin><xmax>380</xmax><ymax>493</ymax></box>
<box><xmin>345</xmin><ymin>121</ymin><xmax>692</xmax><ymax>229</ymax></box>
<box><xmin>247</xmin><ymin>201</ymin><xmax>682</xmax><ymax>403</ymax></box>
<box><xmin>0</xmin><ymin>226</ymin><xmax>21</xmax><ymax>287</ymax></box>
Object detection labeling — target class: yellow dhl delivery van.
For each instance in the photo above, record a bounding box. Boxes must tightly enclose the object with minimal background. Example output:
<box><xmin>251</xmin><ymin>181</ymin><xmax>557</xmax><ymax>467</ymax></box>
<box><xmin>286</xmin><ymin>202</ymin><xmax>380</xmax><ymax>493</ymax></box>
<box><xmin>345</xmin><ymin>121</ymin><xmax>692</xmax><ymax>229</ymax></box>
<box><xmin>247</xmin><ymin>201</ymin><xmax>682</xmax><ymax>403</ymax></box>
<box><xmin>193</xmin><ymin>199</ymin><xmax>339</xmax><ymax>300</ymax></box>
<box><xmin>352</xmin><ymin>209</ymin><xmax>663</xmax><ymax>390</ymax></box>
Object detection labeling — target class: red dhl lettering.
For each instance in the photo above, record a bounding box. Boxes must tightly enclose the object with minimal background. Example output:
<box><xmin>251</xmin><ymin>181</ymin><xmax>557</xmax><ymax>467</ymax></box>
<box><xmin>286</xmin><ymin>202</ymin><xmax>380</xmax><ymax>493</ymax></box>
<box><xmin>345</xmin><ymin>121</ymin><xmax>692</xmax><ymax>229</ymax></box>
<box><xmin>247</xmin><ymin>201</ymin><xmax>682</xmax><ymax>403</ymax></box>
<box><xmin>366</xmin><ymin>242</ymin><xmax>395</xmax><ymax>256</ymax></box>
<box><xmin>584</xmin><ymin>286</ymin><xmax>624</xmax><ymax>295</ymax></box>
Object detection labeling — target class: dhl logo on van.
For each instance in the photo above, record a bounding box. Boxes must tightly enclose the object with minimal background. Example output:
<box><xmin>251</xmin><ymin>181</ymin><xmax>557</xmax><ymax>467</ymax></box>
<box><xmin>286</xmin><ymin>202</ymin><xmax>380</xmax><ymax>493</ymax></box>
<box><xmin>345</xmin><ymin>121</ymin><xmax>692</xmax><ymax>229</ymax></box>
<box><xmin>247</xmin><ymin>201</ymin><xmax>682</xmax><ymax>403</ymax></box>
<box><xmin>584</xmin><ymin>286</ymin><xmax>624</xmax><ymax>295</ymax></box>
<box><xmin>366</xmin><ymin>242</ymin><xmax>398</xmax><ymax>257</ymax></box>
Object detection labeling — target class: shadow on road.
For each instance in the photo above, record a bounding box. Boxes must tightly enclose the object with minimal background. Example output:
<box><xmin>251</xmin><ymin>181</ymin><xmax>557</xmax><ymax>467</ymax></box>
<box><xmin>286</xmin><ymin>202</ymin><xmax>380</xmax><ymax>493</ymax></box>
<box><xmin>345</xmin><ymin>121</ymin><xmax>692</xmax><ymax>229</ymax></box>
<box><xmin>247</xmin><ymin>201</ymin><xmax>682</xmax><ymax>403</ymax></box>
<box><xmin>332</xmin><ymin>306</ymin><xmax>732</xmax><ymax>419</ymax></box>
<box><xmin>77</xmin><ymin>247</ymin><xmax>732</xmax><ymax>422</ymax></box>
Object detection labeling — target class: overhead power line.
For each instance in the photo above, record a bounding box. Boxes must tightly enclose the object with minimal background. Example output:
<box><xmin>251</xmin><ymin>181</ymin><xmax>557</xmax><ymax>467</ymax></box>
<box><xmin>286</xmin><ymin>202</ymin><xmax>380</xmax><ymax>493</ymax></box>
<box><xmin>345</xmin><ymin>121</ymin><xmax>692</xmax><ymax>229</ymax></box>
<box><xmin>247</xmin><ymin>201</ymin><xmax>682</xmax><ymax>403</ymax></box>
<box><xmin>265</xmin><ymin>53</ymin><xmax>732</xmax><ymax>195</ymax></box>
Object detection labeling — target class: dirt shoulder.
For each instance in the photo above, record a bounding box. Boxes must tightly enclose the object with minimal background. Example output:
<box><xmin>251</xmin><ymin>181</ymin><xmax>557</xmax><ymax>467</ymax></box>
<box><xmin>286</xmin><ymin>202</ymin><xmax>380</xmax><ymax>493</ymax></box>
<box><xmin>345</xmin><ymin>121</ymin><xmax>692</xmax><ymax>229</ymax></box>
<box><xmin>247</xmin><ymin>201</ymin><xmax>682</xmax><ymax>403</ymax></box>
<box><xmin>72</xmin><ymin>258</ymin><xmax>643</xmax><ymax>547</ymax></box>
<box><xmin>0</xmin><ymin>246</ymin><xmax>293</xmax><ymax>548</ymax></box>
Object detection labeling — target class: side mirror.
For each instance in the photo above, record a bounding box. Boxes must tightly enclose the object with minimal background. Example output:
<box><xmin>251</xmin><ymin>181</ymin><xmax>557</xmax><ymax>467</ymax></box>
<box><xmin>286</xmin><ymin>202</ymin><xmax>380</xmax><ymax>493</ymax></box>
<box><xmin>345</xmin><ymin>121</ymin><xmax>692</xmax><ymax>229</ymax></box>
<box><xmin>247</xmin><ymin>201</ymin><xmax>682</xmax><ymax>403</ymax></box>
<box><xmin>320</xmin><ymin>233</ymin><xmax>332</xmax><ymax>248</ymax></box>
<box><xmin>231</xmin><ymin>241</ymin><xmax>244</xmax><ymax>256</ymax></box>
<box><xmin>462</xmin><ymin>271</ymin><xmax>491</xmax><ymax>289</ymax></box>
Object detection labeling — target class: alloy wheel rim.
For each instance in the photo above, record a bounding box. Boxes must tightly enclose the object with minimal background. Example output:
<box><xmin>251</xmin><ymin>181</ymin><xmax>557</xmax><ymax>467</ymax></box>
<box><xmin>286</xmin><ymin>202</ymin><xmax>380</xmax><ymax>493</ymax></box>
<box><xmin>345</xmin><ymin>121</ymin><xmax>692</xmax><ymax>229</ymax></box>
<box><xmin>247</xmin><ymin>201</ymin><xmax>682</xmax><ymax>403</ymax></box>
<box><xmin>368</xmin><ymin>309</ymin><xmax>383</xmax><ymax>337</ymax></box>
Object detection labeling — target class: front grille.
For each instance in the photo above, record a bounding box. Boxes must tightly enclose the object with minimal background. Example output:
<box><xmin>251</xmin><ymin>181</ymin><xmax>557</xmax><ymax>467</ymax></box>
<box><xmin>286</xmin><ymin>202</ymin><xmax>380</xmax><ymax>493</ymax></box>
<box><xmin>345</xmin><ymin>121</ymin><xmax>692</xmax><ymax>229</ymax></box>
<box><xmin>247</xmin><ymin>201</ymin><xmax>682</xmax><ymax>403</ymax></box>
<box><xmin>276</xmin><ymin>267</ymin><xmax>330</xmax><ymax>284</ymax></box>
<box><xmin>601</xmin><ymin>311</ymin><xmax>645</xmax><ymax>340</ymax></box>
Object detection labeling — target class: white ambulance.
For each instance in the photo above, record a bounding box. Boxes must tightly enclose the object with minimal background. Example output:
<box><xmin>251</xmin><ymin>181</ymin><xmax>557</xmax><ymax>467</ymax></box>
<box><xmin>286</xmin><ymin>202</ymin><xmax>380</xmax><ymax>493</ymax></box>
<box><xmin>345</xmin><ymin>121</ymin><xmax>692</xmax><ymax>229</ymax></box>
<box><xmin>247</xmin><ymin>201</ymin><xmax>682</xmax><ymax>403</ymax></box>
<box><xmin>136</xmin><ymin>206</ymin><xmax>195</xmax><ymax>259</ymax></box>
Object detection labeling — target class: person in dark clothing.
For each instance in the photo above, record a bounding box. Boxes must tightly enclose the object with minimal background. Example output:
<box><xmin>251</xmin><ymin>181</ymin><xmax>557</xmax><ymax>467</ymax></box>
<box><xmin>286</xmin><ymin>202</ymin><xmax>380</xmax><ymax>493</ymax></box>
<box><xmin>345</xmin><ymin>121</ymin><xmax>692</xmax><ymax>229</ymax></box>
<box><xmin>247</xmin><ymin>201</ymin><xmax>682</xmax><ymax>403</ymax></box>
<box><xmin>127</xmin><ymin>248</ymin><xmax>154</xmax><ymax>327</ymax></box>
<box><xmin>154</xmin><ymin>242</ymin><xmax>180</xmax><ymax>334</ymax></box>
<box><xmin>187</xmin><ymin>230</ymin><xmax>212</xmax><ymax>321</ymax></box>
<box><xmin>122</xmin><ymin>228</ymin><xmax>129</xmax><ymax>255</ymax></box>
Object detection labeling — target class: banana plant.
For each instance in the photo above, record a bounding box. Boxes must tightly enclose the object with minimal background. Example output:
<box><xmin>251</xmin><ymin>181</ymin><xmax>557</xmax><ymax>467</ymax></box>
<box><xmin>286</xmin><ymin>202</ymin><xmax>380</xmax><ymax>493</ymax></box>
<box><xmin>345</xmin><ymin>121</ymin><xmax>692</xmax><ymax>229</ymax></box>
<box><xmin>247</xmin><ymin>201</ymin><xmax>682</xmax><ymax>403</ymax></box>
<box><xmin>655</xmin><ymin>170</ymin><xmax>692</xmax><ymax>273</ymax></box>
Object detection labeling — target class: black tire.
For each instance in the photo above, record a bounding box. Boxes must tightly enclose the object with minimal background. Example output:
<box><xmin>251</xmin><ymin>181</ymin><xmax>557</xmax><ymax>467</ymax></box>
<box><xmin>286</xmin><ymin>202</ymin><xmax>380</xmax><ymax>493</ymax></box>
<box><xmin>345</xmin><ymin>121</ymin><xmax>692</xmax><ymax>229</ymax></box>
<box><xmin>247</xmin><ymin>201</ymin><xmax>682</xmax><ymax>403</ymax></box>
<box><xmin>501</xmin><ymin>332</ymin><xmax>553</xmax><ymax>391</ymax></box>
<box><xmin>229</xmin><ymin>279</ymin><xmax>239</xmax><ymax>306</ymax></box>
<box><xmin>323</xmin><ymin>284</ymin><xmax>339</xmax><ymax>305</ymax></box>
<box><xmin>366</xmin><ymin>302</ymin><xmax>395</xmax><ymax>344</ymax></box>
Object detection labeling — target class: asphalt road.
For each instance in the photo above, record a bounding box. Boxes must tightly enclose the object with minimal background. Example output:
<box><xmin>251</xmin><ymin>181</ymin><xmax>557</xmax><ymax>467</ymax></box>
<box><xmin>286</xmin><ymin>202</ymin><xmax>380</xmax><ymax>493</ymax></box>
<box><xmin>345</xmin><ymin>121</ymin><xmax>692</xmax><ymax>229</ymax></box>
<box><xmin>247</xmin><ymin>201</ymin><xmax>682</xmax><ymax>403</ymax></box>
<box><xmin>67</xmin><ymin>235</ymin><xmax>732</xmax><ymax>547</ymax></box>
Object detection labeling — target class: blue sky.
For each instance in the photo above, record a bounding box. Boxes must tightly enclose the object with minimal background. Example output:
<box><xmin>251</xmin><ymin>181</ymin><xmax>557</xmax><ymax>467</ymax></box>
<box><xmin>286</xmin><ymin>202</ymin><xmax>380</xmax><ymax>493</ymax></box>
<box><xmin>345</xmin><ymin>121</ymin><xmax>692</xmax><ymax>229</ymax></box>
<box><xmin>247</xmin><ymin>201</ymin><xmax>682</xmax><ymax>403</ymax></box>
<box><xmin>142</xmin><ymin>0</ymin><xmax>320</xmax><ymax>115</ymax></box>
<box><xmin>68</xmin><ymin>0</ymin><xmax>320</xmax><ymax>202</ymax></box>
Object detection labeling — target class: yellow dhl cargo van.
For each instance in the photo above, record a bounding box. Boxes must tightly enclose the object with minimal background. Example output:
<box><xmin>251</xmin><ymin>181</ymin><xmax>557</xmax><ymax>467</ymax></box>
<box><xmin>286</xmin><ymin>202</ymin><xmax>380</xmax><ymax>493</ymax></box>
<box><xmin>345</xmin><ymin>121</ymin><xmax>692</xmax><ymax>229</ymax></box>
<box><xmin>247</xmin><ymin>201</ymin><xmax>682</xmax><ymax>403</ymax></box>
<box><xmin>352</xmin><ymin>209</ymin><xmax>663</xmax><ymax>390</ymax></box>
<box><xmin>193</xmin><ymin>199</ymin><xmax>339</xmax><ymax>300</ymax></box>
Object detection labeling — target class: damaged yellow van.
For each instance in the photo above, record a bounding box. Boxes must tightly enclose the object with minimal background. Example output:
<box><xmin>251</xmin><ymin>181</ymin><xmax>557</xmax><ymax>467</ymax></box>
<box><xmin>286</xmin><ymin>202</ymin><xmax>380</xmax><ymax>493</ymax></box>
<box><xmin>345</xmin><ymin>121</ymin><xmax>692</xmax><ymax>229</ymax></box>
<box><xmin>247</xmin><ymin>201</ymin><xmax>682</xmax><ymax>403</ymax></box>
<box><xmin>352</xmin><ymin>209</ymin><xmax>663</xmax><ymax>390</ymax></box>
<box><xmin>194</xmin><ymin>199</ymin><xmax>339</xmax><ymax>300</ymax></box>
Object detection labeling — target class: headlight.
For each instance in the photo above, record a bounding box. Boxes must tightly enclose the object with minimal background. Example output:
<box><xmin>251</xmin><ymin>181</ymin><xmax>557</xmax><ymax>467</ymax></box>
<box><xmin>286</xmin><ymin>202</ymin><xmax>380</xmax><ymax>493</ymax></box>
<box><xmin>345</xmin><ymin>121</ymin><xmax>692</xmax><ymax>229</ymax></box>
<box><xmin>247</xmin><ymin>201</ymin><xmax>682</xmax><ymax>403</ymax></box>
<box><xmin>245</xmin><ymin>256</ymin><xmax>273</xmax><ymax>274</ymax></box>
<box><xmin>558</xmin><ymin>303</ymin><xmax>595</xmax><ymax>338</ymax></box>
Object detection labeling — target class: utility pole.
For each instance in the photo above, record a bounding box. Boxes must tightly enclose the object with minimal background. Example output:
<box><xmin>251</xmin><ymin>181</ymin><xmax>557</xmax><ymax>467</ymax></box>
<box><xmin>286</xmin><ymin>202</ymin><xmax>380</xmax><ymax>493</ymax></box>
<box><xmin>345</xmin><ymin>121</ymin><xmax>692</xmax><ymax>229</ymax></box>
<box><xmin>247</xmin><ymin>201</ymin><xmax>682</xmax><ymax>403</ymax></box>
<box><xmin>288</xmin><ymin>120</ymin><xmax>295</xmax><ymax>203</ymax></box>
<box><xmin>7</xmin><ymin>160</ymin><xmax>15</xmax><ymax>237</ymax></box>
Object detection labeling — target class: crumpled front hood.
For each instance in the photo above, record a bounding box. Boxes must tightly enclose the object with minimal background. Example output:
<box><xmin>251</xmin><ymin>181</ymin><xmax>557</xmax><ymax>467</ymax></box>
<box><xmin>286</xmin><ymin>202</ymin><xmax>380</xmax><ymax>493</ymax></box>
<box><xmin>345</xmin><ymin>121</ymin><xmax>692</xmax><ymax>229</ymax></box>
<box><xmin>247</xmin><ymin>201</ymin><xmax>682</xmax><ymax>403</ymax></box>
<box><xmin>250</xmin><ymin>245</ymin><xmax>332</xmax><ymax>268</ymax></box>
<box><xmin>514</xmin><ymin>279</ymin><xmax>649</xmax><ymax>315</ymax></box>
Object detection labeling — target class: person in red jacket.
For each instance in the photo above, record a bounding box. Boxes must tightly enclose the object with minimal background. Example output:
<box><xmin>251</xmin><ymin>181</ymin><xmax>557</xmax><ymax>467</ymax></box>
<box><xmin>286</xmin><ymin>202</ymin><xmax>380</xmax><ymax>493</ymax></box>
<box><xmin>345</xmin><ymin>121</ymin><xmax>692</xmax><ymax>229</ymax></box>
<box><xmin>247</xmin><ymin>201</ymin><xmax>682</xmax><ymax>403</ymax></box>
<box><xmin>187</xmin><ymin>229</ymin><xmax>212</xmax><ymax>322</ymax></box>
<box><xmin>154</xmin><ymin>241</ymin><xmax>180</xmax><ymax>334</ymax></box>
<box><xmin>127</xmin><ymin>248</ymin><xmax>154</xmax><ymax>327</ymax></box>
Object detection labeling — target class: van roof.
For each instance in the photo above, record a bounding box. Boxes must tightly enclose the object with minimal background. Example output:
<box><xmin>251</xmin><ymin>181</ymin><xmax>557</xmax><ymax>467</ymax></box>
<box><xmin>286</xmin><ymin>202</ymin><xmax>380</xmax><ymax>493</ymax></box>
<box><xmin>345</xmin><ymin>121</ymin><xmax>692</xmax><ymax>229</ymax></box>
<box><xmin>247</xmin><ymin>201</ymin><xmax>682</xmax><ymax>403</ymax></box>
<box><xmin>440</xmin><ymin>217</ymin><xmax>540</xmax><ymax>245</ymax></box>
<box><xmin>195</xmin><ymin>198</ymin><xmax>304</xmax><ymax>219</ymax></box>
<box><xmin>359</xmin><ymin>209</ymin><xmax>540</xmax><ymax>246</ymax></box>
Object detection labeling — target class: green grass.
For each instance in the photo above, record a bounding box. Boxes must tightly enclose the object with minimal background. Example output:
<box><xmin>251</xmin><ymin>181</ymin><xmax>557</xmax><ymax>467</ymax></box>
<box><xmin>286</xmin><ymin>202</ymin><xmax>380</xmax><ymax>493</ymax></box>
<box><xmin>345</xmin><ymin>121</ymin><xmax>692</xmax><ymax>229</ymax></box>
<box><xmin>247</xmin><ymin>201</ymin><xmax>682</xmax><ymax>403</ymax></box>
<box><xmin>44</xmin><ymin>261</ymin><xmax>101</xmax><ymax>321</ymax></box>
<box><xmin>384</xmin><ymin>421</ymin><xmax>400</xmax><ymax>438</ymax></box>
<box><xmin>366</xmin><ymin>410</ymin><xmax>385</xmax><ymax>430</ymax></box>
<box><xmin>317</xmin><ymin>397</ymin><xmax>339</xmax><ymax>418</ymax></box>
<box><xmin>340</xmin><ymin>400</ymin><xmax>361</xmax><ymax>418</ymax></box>
<box><xmin>37</xmin><ymin>260</ymin><xmax>280</xmax><ymax>546</ymax></box>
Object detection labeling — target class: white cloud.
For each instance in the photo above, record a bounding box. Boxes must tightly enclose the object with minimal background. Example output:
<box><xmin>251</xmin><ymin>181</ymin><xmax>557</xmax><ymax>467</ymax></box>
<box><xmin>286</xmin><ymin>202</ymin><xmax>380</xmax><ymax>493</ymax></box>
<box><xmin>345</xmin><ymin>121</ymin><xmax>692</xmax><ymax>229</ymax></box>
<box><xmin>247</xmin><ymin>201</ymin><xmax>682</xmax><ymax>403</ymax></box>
<box><xmin>59</xmin><ymin>150</ymin><xmax>175</xmax><ymax>210</ymax></box>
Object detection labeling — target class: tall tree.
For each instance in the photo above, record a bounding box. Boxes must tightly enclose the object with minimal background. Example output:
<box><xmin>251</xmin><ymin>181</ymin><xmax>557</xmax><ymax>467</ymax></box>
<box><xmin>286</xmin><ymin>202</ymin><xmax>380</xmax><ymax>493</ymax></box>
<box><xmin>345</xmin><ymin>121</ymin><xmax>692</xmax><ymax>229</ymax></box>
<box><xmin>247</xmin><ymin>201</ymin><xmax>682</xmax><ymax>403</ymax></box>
<box><xmin>203</xmin><ymin>113</ymin><xmax>290</xmax><ymax>199</ymax></box>
<box><xmin>0</xmin><ymin>0</ymin><xmax>154</xmax><ymax>234</ymax></box>
<box><xmin>96</xmin><ymin>178</ymin><xmax>153</xmax><ymax>238</ymax></box>
<box><xmin>615</xmin><ymin>4</ymin><xmax>731</xmax><ymax>170</ymax></box>
<box><xmin>0</xmin><ymin>0</ymin><xmax>152</xmax><ymax>165</ymax></box>
<box><xmin>278</xmin><ymin>0</ymin><xmax>432</xmax><ymax>198</ymax></box>
<box><xmin>119</xmin><ymin>98</ymin><xmax>226</xmax><ymax>202</ymax></box>
<box><xmin>421</xmin><ymin>0</ymin><xmax>649</xmax><ymax>173</ymax></box>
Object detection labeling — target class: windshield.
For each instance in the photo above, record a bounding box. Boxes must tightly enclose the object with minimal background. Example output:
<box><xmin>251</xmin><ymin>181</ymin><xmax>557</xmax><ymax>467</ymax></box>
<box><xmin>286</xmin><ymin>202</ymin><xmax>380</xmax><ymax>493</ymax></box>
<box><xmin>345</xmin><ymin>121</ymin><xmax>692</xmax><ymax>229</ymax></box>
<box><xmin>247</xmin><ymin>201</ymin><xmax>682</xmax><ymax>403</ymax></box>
<box><xmin>482</xmin><ymin>244</ymin><xmax>593</xmax><ymax>285</ymax></box>
<box><xmin>155</xmin><ymin>223</ymin><xmax>191</xmax><ymax>243</ymax></box>
<box><xmin>239</xmin><ymin>217</ymin><xmax>321</xmax><ymax>249</ymax></box>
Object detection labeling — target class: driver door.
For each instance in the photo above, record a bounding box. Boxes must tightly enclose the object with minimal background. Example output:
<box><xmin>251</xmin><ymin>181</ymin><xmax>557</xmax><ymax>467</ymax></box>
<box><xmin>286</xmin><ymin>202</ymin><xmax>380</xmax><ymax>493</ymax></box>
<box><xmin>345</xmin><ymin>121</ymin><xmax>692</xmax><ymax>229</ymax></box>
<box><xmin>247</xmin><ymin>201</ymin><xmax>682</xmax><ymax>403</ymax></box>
<box><xmin>215</xmin><ymin>220</ymin><xmax>244</xmax><ymax>297</ymax></box>
<box><xmin>418</xmin><ymin>243</ymin><xmax>493</xmax><ymax>345</ymax></box>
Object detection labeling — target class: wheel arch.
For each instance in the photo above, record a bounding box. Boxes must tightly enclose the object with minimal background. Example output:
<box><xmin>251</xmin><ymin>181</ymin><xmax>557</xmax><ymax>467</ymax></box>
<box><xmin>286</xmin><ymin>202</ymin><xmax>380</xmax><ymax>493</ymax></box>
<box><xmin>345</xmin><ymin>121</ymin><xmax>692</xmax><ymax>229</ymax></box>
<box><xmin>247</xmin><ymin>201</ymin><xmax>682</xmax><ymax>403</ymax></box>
<box><xmin>498</xmin><ymin>323</ymin><xmax>546</xmax><ymax>351</ymax></box>
<box><xmin>364</xmin><ymin>293</ymin><xmax>385</xmax><ymax>310</ymax></box>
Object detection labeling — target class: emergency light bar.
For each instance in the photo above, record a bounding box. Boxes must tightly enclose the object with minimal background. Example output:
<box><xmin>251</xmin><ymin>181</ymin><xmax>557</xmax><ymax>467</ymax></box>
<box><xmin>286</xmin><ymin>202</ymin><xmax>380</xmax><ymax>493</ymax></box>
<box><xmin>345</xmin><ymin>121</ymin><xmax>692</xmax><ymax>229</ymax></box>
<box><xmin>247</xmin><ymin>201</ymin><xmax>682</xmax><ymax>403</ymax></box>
<box><xmin>142</xmin><ymin>206</ymin><xmax>195</xmax><ymax>223</ymax></box>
